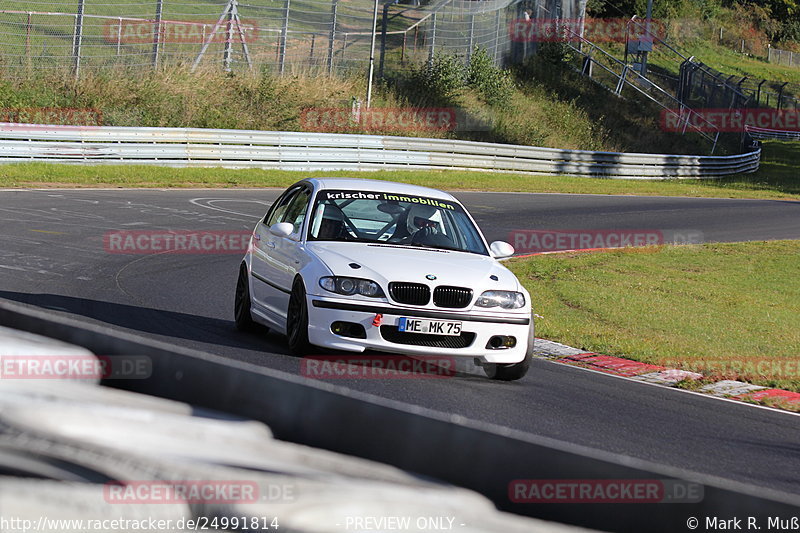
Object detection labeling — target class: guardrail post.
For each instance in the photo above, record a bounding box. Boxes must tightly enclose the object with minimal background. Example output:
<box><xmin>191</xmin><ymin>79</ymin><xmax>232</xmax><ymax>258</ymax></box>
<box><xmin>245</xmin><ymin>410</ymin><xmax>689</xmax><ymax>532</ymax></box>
<box><xmin>152</xmin><ymin>0</ymin><xmax>163</xmax><ymax>69</ymax></box>
<box><xmin>72</xmin><ymin>0</ymin><xmax>85</xmax><ymax>80</ymax></box>
<box><xmin>327</xmin><ymin>0</ymin><xmax>338</xmax><ymax>75</ymax></box>
<box><xmin>279</xmin><ymin>0</ymin><xmax>291</xmax><ymax>74</ymax></box>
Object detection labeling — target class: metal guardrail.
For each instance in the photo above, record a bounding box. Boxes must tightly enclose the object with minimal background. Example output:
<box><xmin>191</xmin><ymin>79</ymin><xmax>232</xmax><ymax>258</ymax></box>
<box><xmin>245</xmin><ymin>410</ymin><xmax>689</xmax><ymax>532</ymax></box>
<box><xmin>0</xmin><ymin>123</ymin><xmax>761</xmax><ymax>179</ymax></box>
<box><xmin>745</xmin><ymin>125</ymin><xmax>800</xmax><ymax>141</ymax></box>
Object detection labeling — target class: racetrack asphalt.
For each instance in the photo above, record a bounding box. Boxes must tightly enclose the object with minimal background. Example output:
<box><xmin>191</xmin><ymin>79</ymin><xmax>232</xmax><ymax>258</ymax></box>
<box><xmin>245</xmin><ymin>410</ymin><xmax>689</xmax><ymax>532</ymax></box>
<box><xmin>0</xmin><ymin>188</ymin><xmax>798</xmax><ymax>498</ymax></box>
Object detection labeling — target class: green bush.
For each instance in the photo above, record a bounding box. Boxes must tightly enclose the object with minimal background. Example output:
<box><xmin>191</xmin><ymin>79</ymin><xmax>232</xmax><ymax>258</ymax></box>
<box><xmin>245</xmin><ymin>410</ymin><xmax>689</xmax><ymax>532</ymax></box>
<box><xmin>466</xmin><ymin>47</ymin><xmax>515</xmax><ymax>108</ymax></box>
<box><xmin>407</xmin><ymin>53</ymin><xmax>465</xmax><ymax>106</ymax></box>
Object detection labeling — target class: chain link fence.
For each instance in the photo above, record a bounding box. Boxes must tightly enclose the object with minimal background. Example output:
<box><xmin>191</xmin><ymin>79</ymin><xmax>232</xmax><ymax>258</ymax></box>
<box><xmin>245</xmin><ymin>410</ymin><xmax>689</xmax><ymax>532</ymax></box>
<box><xmin>0</xmin><ymin>0</ymin><xmax>584</xmax><ymax>77</ymax></box>
<box><xmin>768</xmin><ymin>46</ymin><xmax>800</xmax><ymax>69</ymax></box>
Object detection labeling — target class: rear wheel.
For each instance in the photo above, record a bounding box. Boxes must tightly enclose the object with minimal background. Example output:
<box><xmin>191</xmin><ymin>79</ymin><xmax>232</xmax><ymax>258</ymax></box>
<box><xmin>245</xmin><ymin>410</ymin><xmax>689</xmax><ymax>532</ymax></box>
<box><xmin>286</xmin><ymin>277</ymin><xmax>312</xmax><ymax>354</ymax></box>
<box><xmin>484</xmin><ymin>319</ymin><xmax>534</xmax><ymax>381</ymax></box>
<box><xmin>234</xmin><ymin>263</ymin><xmax>256</xmax><ymax>332</ymax></box>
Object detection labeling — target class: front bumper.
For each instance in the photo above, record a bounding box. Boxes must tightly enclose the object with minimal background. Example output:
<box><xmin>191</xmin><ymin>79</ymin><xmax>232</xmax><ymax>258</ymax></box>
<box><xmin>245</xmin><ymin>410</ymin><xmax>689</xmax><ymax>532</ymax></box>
<box><xmin>306</xmin><ymin>296</ymin><xmax>531</xmax><ymax>364</ymax></box>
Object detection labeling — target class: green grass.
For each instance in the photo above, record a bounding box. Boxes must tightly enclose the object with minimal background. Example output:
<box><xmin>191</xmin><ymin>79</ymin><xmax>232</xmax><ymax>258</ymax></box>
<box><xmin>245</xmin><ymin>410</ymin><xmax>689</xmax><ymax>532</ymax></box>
<box><xmin>0</xmin><ymin>65</ymin><xmax>619</xmax><ymax>150</ymax></box>
<box><xmin>506</xmin><ymin>241</ymin><xmax>800</xmax><ymax>393</ymax></box>
<box><xmin>1</xmin><ymin>140</ymin><xmax>796</xmax><ymax>200</ymax></box>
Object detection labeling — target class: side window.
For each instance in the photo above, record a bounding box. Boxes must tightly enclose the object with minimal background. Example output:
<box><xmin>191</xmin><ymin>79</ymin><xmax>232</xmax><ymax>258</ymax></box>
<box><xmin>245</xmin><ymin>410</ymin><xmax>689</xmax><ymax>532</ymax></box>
<box><xmin>281</xmin><ymin>188</ymin><xmax>312</xmax><ymax>233</ymax></box>
<box><xmin>264</xmin><ymin>188</ymin><xmax>300</xmax><ymax>227</ymax></box>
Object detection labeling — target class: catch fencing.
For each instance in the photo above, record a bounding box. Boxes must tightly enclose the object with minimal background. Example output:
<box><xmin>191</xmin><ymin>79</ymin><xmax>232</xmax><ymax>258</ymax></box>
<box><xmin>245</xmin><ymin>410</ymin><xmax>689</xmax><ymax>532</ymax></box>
<box><xmin>0</xmin><ymin>123</ymin><xmax>760</xmax><ymax>179</ymax></box>
<box><xmin>0</xmin><ymin>0</ymin><xmax>557</xmax><ymax>76</ymax></box>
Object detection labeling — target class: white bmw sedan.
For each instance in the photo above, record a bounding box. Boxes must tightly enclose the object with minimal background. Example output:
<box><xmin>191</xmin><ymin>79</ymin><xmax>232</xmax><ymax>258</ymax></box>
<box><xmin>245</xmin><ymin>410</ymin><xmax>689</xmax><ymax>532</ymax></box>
<box><xmin>235</xmin><ymin>178</ymin><xmax>533</xmax><ymax>380</ymax></box>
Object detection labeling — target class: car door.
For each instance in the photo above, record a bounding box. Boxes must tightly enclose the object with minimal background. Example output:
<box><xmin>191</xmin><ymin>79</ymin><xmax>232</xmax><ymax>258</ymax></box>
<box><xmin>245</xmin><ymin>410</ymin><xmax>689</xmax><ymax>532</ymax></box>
<box><xmin>251</xmin><ymin>185</ymin><xmax>312</xmax><ymax>327</ymax></box>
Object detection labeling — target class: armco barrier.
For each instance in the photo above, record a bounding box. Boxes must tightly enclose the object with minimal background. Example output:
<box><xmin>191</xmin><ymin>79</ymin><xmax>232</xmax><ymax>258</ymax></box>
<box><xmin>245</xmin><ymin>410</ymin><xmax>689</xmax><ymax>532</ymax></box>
<box><xmin>0</xmin><ymin>298</ymin><xmax>798</xmax><ymax>532</ymax></box>
<box><xmin>0</xmin><ymin>123</ymin><xmax>761</xmax><ymax>179</ymax></box>
<box><xmin>745</xmin><ymin>125</ymin><xmax>800</xmax><ymax>141</ymax></box>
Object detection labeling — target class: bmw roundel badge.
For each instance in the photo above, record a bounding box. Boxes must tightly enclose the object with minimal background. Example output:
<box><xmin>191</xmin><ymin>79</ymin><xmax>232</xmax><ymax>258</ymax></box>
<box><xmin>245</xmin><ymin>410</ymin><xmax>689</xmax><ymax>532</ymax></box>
<box><xmin>426</xmin><ymin>274</ymin><xmax>437</xmax><ymax>280</ymax></box>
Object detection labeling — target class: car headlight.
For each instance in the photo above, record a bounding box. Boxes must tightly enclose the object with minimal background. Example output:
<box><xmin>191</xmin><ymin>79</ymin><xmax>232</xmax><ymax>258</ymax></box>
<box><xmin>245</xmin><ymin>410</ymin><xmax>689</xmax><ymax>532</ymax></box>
<box><xmin>475</xmin><ymin>290</ymin><xmax>526</xmax><ymax>309</ymax></box>
<box><xmin>319</xmin><ymin>277</ymin><xmax>385</xmax><ymax>298</ymax></box>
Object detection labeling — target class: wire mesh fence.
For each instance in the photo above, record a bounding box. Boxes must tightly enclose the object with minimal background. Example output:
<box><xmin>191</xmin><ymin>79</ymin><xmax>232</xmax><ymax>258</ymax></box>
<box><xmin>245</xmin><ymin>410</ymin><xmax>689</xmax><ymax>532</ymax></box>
<box><xmin>0</xmin><ymin>0</ymin><xmax>579</xmax><ymax>77</ymax></box>
<box><xmin>768</xmin><ymin>46</ymin><xmax>800</xmax><ymax>69</ymax></box>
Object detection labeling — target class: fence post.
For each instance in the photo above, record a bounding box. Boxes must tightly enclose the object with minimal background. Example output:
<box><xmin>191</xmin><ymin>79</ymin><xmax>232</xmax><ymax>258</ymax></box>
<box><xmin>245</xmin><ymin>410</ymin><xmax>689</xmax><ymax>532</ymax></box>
<box><xmin>309</xmin><ymin>34</ymin><xmax>316</xmax><ymax>63</ymax></box>
<box><xmin>117</xmin><ymin>17</ymin><xmax>123</xmax><ymax>56</ymax></box>
<box><xmin>466</xmin><ymin>14</ymin><xmax>475</xmax><ymax>62</ymax></box>
<box><xmin>72</xmin><ymin>0</ymin><xmax>85</xmax><ymax>79</ymax></box>
<box><xmin>777</xmin><ymin>81</ymin><xmax>788</xmax><ymax>110</ymax></box>
<box><xmin>493</xmin><ymin>9</ymin><xmax>502</xmax><ymax>64</ymax></box>
<box><xmin>280</xmin><ymin>0</ymin><xmax>291</xmax><ymax>74</ymax></box>
<box><xmin>428</xmin><ymin>12</ymin><xmax>437</xmax><ymax>64</ymax></box>
<box><xmin>224</xmin><ymin>0</ymin><xmax>235</xmax><ymax>71</ymax></box>
<box><xmin>25</xmin><ymin>12</ymin><xmax>32</xmax><ymax>65</ymax></box>
<box><xmin>378</xmin><ymin>3</ymin><xmax>389</xmax><ymax>80</ymax></box>
<box><xmin>327</xmin><ymin>0</ymin><xmax>338</xmax><ymax>75</ymax></box>
<box><xmin>615</xmin><ymin>65</ymin><xmax>628</xmax><ymax>95</ymax></box>
<box><xmin>152</xmin><ymin>0</ymin><xmax>163</xmax><ymax>68</ymax></box>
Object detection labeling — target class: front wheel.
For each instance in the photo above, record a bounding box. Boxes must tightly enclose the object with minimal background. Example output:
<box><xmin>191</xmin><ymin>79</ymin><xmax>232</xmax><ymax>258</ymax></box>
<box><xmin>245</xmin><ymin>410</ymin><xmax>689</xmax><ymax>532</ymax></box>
<box><xmin>234</xmin><ymin>263</ymin><xmax>256</xmax><ymax>332</ymax></box>
<box><xmin>286</xmin><ymin>277</ymin><xmax>312</xmax><ymax>354</ymax></box>
<box><xmin>484</xmin><ymin>319</ymin><xmax>534</xmax><ymax>381</ymax></box>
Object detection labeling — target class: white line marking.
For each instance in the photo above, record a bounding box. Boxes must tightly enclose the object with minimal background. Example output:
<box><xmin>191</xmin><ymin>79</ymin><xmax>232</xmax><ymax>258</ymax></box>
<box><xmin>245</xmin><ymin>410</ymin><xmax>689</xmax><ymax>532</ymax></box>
<box><xmin>189</xmin><ymin>198</ymin><xmax>270</xmax><ymax>219</ymax></box>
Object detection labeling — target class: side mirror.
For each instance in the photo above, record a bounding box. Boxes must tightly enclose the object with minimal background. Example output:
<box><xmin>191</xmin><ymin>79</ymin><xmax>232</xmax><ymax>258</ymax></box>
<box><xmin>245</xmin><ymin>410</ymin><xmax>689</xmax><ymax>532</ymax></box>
<box><xmin>489</xmin><ymin>241</ymin><xmax>515</xmax><ymax>259</ymax></box>
<box><xmin>269</xmin><ymin>222</ymin><xmax>294</xmax><ymax>238</ymax></box>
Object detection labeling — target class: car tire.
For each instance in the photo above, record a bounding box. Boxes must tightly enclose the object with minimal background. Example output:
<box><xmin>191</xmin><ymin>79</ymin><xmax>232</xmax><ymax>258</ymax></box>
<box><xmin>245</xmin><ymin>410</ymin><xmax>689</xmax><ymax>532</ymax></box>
<box><xmin>286</xmin><ymin>277</ymin><xmax>312</xmax><ymax>355</ymax></box>
<box><xmin>234</xmin><ymin>263</ymin><xmax>256</xmax><ymax>332</ymax></box>
<box><xmin>484</xmin><ymin>318</ymin><xmax>534</xmax><ymax>381</ymax></box>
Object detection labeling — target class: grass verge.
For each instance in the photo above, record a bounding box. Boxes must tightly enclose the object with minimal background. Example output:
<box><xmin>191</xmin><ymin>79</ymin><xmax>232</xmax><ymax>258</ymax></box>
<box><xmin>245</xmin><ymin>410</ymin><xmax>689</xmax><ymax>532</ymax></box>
<box><xmin>0</xmin><ymin>140</ymin><xmax>797</xmax><ymax>200</ymax></box>
<box><xmin>506</xmin><ymin>241</ymin><xmax>800</xmax><ymax>393</ymax></box>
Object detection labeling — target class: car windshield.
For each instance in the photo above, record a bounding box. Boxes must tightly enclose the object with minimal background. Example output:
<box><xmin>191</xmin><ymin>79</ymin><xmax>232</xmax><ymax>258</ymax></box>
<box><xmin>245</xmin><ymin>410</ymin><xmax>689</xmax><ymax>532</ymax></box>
<box><xmin>307</xmin><ymin>189</ymin><xmax>489</xmax><ymax>255</ymax></box>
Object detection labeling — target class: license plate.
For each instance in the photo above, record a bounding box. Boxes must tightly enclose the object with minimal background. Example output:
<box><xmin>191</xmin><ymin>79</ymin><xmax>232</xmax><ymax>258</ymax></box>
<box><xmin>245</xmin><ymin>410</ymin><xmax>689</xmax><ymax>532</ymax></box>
<box><xmin>398</xmin><ymin>317</ymin><xmax>462</xmax><ymax>336</ymax></box>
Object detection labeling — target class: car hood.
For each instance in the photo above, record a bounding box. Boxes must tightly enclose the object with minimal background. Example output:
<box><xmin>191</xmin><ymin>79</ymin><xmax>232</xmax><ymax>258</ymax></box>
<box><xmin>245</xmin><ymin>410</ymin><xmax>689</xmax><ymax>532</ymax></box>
<box><xmin>306</xmin><ymin>242</ymin><xmax>520</xmax><ymax>291</ymax></box>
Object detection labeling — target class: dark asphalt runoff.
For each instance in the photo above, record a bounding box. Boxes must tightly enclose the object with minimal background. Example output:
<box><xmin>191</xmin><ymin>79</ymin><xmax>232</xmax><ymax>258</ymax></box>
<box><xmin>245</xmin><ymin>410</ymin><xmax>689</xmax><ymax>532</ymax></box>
<box><xmin>1</xmin><ymin>188</ymin><xmax>798</xmax><ymax>497</ymax></box>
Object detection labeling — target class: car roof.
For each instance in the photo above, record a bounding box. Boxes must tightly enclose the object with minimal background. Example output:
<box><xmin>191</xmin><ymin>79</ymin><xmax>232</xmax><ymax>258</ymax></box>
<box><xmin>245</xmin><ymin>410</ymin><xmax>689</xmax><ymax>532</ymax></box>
<box><xmin>306</xmin><ymin>177</ymin><xmax>458</xmax><ymax>202</ymax></box>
